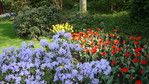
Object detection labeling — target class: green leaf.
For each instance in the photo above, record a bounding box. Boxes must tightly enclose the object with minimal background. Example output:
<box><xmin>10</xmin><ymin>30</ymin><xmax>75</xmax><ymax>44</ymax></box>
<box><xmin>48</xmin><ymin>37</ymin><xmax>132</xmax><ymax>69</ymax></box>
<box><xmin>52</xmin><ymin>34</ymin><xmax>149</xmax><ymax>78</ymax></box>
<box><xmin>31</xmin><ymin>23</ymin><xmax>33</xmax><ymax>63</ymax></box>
<box><xmin>106</xmin><ymin>76</ymin><xmax>114</xmax><ymax>84</ymax></box>
<box><xmin>130</xmin><ymin>69</ymin><xmax>136</xmax><ymax>73</ymax></box>
<box><xmin>125</xmin><ymin>74</ymin><xmax>130</xmax><ymax>79</ymax></box>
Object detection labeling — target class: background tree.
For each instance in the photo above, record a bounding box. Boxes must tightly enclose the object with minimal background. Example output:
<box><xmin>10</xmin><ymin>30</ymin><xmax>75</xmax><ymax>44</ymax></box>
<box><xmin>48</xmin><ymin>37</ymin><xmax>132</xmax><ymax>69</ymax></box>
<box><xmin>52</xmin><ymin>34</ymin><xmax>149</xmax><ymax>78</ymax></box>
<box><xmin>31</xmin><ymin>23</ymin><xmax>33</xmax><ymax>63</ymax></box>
<box><xmin>80</xmin><ymin>0</ymin><xmax>87</xmax><ymax>13</ymax></box>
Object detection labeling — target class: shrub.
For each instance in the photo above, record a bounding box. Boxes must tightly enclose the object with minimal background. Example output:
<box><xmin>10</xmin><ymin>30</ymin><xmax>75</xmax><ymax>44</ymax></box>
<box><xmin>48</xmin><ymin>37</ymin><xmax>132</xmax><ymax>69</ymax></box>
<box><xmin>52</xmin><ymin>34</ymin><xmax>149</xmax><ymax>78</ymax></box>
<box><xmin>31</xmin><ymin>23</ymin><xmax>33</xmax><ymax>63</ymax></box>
<box><xmin>0</xmin><ymin>31</ymin><xmax>111</xmax><ymax>84</ymax></box>
<box><xmin>50</xmin><ymin>22</ymin><xmax>74</xmax><ymax>34</ymax></box>
<box><xmin>130</xmin><ymin>0</ymin><xmax>149</xmax><ymax>23</ymax></box>
<box><xmin>13</xmin><ymin>6</ymin><xmax>61</xmax><ymax>39</ymax></box>
<box><xmin>28</xmin><ymin>0</ymin><xmax>52</xmax><ymax>7</ymax></box>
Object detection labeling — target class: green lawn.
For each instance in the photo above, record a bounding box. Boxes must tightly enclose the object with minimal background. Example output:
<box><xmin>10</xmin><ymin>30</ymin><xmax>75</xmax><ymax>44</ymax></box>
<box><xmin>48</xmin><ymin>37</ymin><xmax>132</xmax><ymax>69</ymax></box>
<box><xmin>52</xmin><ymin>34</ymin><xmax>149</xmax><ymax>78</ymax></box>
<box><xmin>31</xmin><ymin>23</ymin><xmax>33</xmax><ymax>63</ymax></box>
<box><xmin>0</xmin><ymin>21</ymin><xmax>40</xmax><ymax>53</ymax></box>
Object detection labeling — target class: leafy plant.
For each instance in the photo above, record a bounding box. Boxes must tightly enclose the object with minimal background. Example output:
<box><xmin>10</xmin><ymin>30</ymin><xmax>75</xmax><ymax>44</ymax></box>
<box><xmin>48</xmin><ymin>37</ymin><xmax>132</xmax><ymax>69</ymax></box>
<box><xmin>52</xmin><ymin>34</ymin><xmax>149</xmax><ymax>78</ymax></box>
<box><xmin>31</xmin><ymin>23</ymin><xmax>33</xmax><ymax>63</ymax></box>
<box><xmin>13</xmin><ymin>6</ymin><xmax>62</xmax><ymax>39</ymax></box>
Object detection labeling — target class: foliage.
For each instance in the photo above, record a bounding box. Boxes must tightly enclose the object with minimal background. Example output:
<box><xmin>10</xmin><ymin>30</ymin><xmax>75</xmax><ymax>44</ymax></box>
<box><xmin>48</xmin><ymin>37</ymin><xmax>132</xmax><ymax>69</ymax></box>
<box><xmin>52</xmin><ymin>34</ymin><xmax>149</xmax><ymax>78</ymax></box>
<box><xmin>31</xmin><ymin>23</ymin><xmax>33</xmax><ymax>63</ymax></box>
<box><xmin>130</xmin><ymin>0</ymin><xmax>149</xmax><ymax>23</ymax></box>
<box><xmin>28</xmin><ymin>0</ymin><xmax>52</xmax><ymax>7</ymax></box>
<box><xmin>87</xmin><ymin>0</ymin><xmax>132</xmax><ymax>13</ymax></box>
<box><xmin>71</xmin><ymin>28</ymin><xmax>149</xmax><ymax>83</ymax></box>
<box><xmin>66</xmin><ymin>11</ymin><xmax>149</xmax><ymax>41</ymax></box>
<box><xmin>0</xmin><ymin>31</ymin><xmax>111</xmax><ymax>84</ymax></box>
<box><xmin>50</xmin><ymin>22</ymin><xmax>74</xmax><ymax>34</ymax></box>
<box><xmin>0</xmin><ymin>0</ymin><xmax>28</xmax><ymax>13</ymax></box>
<box><xmin>13</xmin><ymin>6</ymin><xmax>62</xmax><ymax>39</ymax></box>
<box><xmin>67</xmin><ymin>11</ymin><xmax>129</xmax><ymax>32</ymax></box>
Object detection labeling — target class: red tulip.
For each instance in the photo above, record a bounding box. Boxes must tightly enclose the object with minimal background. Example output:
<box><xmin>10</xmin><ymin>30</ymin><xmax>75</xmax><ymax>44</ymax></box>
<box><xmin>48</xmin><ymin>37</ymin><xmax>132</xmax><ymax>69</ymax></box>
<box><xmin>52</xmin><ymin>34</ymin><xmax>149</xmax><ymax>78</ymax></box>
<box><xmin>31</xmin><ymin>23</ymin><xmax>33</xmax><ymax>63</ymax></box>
<box><xmin>134</xmin><ymin>42</ymin><xmax>139</xmax><ymax>45</ymax></box>
<box><xmin>110</xmin><ymin>34</ymin><xmax>114</xmax><ymax>37</ymax></box>
<box><xmin>124</xmin><ymin>53</ymin><xmax>130</xmax><ymax>57</ymax></box>
<box><xmin>117</xmin><ymin>48</ymin><xmax>122</xmax><ymax>52</ymax></box>
<box><xmin>100</xmin><ymin>52</ymin><xmax>106</xmax><ymax>56</ymax></box>
<box><xmin>140</xmin><ymin>70</ymin><xmax>144</xmax><ymax>74</ymax></box>
<box><xmin>132</xmin><ymin>59</ymin><xmax>139</xmax><ymax>63</ymax></box>
<box><xmin>130</xmin><ymin>76</ymin><xmax>133</xmax><ymax>79</ymax></box>
<box><xmin>87</xmin><ymin>28</ymin><xmax>91</xmax><ymax>31</ymax></box>
<box><xmin>111</xmin><ymin>61</ymin><xmax>117</xmax><ymax>65</ymax></box>
<box><xmin>114</xmin><ymin>29</ymin><xmax>118</xmax><ymax>32</ymax></box>
<box><xmin>96</xmin><ymin>28</ymin><xmax>100</xmax><ymax>30</ymax></box>
<box><xmin>110</xmin><ymin>50</ymin><xmax>117</xmax><ymax>54</ymax></box>
<box><xmin>135</xmin><ymin>53</ymin><xmax>141</xmax><ymax>57</ymax></box>
<box><xmin>92</xmin><ymin>49</ymin><xmax>97</xmax><ymax>53</ymax></box>
<box><xmin>129</xmin><ymin>37</ymin><xmax>135</xmax><ymax>40</ymax></box>
<box><xmin>112</xmin><ymin>45</ymin><xmax>117</xmax><ymax>49</ymax></box>
<box><xmin>106</xmin><ymin>41</ymin><xmax>111</xmax><ymax>44</ymax></box>
<box><xmin>140</xmin><ymin>60</ymin><xmax>147</xmax><ymax>65</ymax></box>
<box><xmin>121</xmin><ymin>68</ymin><xmax>128</xmax><ymax>73</ymax></box>
<box><xmin>135</xmin><ymin>80</ymin><xmax>143</xmax><ymax>84</ymax></box>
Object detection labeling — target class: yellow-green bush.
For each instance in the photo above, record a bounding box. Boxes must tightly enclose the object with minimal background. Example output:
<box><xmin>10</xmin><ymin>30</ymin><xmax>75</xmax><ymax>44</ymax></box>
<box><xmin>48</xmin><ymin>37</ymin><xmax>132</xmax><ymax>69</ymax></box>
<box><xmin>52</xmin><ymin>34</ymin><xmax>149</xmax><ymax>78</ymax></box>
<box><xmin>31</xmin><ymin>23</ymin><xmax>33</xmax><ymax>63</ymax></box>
<box><xmin>50</xmin><ymin>23</ymin><xmax>74</xmax><ymax>33</ymax></box>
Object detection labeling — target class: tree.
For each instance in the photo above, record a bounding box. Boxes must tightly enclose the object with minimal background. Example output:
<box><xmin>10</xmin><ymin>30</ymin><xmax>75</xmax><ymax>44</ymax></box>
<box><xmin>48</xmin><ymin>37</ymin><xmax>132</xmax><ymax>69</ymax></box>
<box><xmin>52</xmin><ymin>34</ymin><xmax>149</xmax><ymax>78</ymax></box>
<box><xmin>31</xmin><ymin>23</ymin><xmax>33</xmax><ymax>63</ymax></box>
<box><xmin>52</xmin><ymin>0</ymin><xmax>63</xmax><ymax>8</ymax></box>
<box><xmin>80</xmin><ymin>0</ymin><xmax>87</xmax><ymax>13</ymax></box>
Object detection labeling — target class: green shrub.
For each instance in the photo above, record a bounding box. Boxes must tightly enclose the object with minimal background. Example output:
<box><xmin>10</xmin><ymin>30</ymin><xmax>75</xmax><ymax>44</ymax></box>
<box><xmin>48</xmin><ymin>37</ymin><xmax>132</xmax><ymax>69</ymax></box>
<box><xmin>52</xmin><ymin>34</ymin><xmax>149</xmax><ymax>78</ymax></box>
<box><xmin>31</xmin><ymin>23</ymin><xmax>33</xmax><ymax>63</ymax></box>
<box><xmin>130</xmin><ymin>0</ymin><xmax>149</xmax><ymax>22</ymax></box>
<box><xmin>28</xmin><ymin>0</ymin><xmax>52</xmax><ymax>7</ymax></box>
<box><xmin>13</xmin><ymin>6</ymin><xmax>62</xmax><ymax>39</ymax></box>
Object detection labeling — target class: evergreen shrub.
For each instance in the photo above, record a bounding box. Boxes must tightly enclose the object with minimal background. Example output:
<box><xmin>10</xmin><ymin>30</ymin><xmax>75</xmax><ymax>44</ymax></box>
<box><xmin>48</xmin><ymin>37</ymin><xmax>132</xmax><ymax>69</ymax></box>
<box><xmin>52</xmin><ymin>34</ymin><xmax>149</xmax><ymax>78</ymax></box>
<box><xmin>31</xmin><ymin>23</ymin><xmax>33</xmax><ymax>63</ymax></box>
<box><xmin>13</xmin><ymin>6</ymin><xmax>61</xmax><ymax>39</ymax></box>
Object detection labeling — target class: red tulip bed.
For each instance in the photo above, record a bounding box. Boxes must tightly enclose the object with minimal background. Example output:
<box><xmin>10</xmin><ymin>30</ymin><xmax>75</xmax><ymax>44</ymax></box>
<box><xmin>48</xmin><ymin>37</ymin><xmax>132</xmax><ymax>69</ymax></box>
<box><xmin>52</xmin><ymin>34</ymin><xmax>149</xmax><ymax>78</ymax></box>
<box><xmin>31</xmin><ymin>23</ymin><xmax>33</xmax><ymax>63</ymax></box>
<box><xmin>70</xmin><ymin>28</ymin><xmax>149</xmax><ymax>84</ymax></box>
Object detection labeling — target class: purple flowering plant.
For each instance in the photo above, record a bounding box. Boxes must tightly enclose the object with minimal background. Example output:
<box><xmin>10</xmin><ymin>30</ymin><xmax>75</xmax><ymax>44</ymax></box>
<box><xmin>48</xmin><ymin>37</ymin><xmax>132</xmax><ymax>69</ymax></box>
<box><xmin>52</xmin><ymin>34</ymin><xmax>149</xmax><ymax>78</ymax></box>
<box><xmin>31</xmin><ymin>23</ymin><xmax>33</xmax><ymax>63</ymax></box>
<box><xmin>0</xmin><ymin>31</ymin><xmax>111</xmax><ymax>84</ymax></box>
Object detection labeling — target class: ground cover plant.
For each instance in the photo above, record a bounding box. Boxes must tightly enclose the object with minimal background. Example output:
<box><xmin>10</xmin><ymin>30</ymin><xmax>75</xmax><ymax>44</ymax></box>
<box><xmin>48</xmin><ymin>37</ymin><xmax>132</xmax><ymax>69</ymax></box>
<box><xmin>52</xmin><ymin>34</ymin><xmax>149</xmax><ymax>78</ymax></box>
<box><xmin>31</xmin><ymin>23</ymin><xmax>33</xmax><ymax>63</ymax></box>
<box><xmin>0</xmin><ymin>31</ymin><xmax>111</xmax><ymax>84</ymax></box>
<box><xmin>70</xmin><ymin>28</ymin><xmax>149</xmax><ymax>83</ymax></box>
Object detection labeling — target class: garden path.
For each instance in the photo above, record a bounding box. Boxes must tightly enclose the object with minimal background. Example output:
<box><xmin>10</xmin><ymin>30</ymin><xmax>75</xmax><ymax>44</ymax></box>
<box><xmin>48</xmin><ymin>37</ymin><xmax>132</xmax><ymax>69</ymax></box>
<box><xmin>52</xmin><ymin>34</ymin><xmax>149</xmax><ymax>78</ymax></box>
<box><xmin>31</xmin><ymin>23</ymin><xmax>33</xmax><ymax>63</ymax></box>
<box><xmin>0</xmin><ymin>13</ymin><xmax>9</xmax><ymax>18</ymax></box>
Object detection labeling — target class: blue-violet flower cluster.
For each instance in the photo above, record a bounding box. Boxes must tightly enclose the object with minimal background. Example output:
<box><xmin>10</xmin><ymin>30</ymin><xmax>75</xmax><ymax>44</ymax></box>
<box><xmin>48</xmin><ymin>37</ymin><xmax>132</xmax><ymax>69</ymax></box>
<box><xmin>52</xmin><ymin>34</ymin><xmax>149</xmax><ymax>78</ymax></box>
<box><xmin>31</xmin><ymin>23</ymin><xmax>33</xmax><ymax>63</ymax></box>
<box><xmin>0</xmin><ymin>31</ymin><xmax>111</xmax><ymax>84</ymax></box>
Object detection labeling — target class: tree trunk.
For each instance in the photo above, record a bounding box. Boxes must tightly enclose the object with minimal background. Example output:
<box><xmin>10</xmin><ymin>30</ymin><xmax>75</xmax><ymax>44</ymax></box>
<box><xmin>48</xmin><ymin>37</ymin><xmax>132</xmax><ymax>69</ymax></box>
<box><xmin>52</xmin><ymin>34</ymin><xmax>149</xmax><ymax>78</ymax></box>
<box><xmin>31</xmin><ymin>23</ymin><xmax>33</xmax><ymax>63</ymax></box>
<box><xmin>52</xmin><ymin>0</ymin><xmax>63</xmax><ymax>8</ymax></box>
<box><xmin>80</xmin><ymin>0</ymin><xmax>87</xmax><ymax>13</ymax></box>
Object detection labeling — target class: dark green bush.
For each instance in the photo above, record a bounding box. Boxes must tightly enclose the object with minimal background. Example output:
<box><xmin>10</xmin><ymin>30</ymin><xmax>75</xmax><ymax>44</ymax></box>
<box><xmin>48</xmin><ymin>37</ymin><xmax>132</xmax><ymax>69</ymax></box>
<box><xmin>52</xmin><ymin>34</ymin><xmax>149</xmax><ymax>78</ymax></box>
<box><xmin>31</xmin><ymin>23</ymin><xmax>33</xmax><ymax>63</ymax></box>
<box><xmin>28</xmin><ymin>0</ymin><xmax>52</xmax><ymax>7</ymax></box>
<box><xmin>13</xmin><ymin>6</ymin><xmax>61</xmax><ymax>39</ymax></box>
<box><xmin>130</xmin><ymin>0</ymin><xmax>149</xmax><ymax>22</ymax></box>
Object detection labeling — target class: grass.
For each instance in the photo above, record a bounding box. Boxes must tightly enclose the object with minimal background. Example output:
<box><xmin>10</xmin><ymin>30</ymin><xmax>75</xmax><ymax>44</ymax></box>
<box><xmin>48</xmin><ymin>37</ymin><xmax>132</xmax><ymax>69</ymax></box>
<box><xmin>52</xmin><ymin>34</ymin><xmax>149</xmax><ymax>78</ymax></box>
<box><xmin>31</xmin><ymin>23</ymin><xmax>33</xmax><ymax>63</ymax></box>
<box><xmin>0</xmin><ymin>21</ymin><xmax>40</xmax><ymax>54</ymax></box>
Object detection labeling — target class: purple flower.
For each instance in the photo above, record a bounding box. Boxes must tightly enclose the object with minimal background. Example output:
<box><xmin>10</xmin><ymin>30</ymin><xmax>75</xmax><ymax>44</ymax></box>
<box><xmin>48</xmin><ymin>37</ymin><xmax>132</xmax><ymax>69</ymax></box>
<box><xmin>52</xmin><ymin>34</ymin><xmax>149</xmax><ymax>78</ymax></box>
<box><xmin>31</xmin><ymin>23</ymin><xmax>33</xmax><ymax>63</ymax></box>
<box><xmin>1</xmin><ymin>65</ymin><xmax>8</xmax><ymax>73</ymax></box>
<box><xmin>40</xmin><ymin>39</ymin><xmax>48</xmax><ymax>47</ymax></box>
<box><xmin>64</xmin><ymin>80</ymin><xmax>73</xmax><ymax>84</ymax></box>
<box><xmin>62</xmin><ymin>41</ymin><xmax>68</xmax><ymax>47</ymax></box>
<box><xmin>54</xmin><ymin>75</ymin><xmax>59</xmax><ymax>82</ymax></box>
<box><xmin>35</xmin><ymin>75</ymin><xmax>41</xmax><ymax>81</ymax></box>
<box><xmin>28</xmin><ymin>41</ymin><xmax>34</xmax><ymax>46</ymax></box>
<box><xmin>64</xmin><ymin>33</ymin><xmax>72</xmax><ymax>39</ymax></box>
<box><xmin>77</xmin><ymin>74</ymin><xmax>83</xmax><ymax>81</ymax></box>
<box><xmin>52</xmin><ymin>35</ymin><xmax>59</xmax><ymax>40</ymax></box>
<box><xmin>19</xmin><ymin>70</ymin><xmax>30</xmax><ymax>76</ymax></box>
<box><xmin>75</xmin><ymin>44</ymin><xmax>83</xmax><ymax>51</ymax></box>
<box><xmin>71</xmin><ymin>69</ymin><xmax>78</xmax><ymax>76</ymax></box>
<box><xmin>15</xmin><ymin>77</ymin><xmax>21</xmax><ymax>84</ymax></box>
<box><xmin>21</xmin><ymin>42</ymin><xmax>27</xmax><ymax>48</ymax></box>
<box><xmin>2</xmin><ymin>48</ymin><xmax>8</xmax><ymax>53</ymax></box>
<box><xmin>5</xmin><ymin>75</ymin><xmax>15</xmax><ymax>81</ymax></box>
<box><xmin>58</xmin><ymin>48</ymin><xmax>66</xmax><ymax>55</ymax></box>
<box><xmin>103</xmin><ymin>66</ymin><xmax>111</xmax><ymax>75</ymax></box>
<box><xmin>49</xmin><ymin>42</ymin><xmax>59</xmax><ymax>50</ymax></box>
<box><xmin>57</xmin><ymin>31</ymin><xmax>64</xmax><ymax>35</ymax></box>
<box><xmin>91</xmin><ymin>78</ymin><xmax>99</xmax><ymax>84</ymax></box>
<box><xmin>54</xmin><ymin>38</ymin><xmax>61</xmax><ymax>43</ymax></box>
<box><xmin>0</xmin><ymin>81</ymin><xmax>4</xmax><ymax>84</ymax></box>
